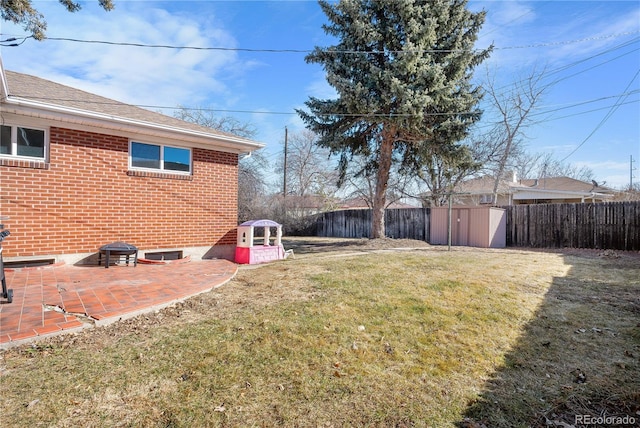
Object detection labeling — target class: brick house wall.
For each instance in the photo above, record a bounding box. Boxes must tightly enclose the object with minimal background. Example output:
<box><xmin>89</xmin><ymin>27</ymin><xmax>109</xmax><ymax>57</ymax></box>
<box><xmin>0</xmin><ymin>126</ymin><xmax>239</xmax><ymax>259</ymax></box>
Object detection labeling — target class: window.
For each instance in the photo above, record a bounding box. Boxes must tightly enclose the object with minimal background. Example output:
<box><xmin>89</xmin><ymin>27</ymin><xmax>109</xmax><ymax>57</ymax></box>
<box><xmin>130</xmin><ymin>141</ymin><xmax>191</xmax><ymax>173</ymax></box>
<box><xmin>0</xmin><ymin>124</ymin><xmax>47</xmax><ymax>159</ymax></box>
<box><xmin>479</xmin><ymin>194</ymin><xmax>493</xmax><ymax>204</ymax></box>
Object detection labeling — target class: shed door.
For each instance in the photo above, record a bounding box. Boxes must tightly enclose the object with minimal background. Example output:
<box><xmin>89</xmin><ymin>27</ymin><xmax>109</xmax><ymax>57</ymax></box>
<box><xmin>455</xmin><ymin>209</ymin><xmax>470</xmax><ymax>246</ymax></box>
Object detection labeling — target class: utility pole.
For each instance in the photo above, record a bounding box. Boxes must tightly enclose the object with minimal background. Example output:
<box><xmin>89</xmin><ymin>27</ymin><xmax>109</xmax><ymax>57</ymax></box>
<box><xmin>631</xmin><ymin>155</ymin><xmax>636</xmax><ymax>190</ymax></box>
<box><xmin>283</xmin><ymin>126</ymin><xmax>288</xmax><ymax>197</ymax></box>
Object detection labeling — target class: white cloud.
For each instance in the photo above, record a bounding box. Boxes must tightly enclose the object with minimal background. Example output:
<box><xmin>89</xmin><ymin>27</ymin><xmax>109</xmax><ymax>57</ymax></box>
<box><xmin>548</xmin><ymin>9</ymin><xmax>640</xmax><ymax>63</ymax></box>
<box><xmin>574</xmin><ymin>160</ymin><xmax>630</xmax><ymax>188</ymax></box>
<box><xmin>478</xmin><ymin>1</ymin><xmax>640</xmax><ymax>71</ymax></box>
<box><xmin>481</xmin><ymin>1</ymin><xmax>536</xmax><ymax>29</ymax></box>
<box><xmin>576</xmin><ymin>160</ymin><xmax>628</xmax><ymax>171</ymax></box>
<box><xmin>2</xmin><ymin>1</ymin><xmax>249</xmax><ymax>110</ymax></box>
<box><xmin>596</xmin><ymin>172</ymin><xmax>630</xmax><ymax>189</ymax></box>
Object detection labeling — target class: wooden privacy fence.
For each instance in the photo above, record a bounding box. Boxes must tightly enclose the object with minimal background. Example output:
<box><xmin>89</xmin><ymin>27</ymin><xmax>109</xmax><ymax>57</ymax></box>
<box><xmin>504</xmin><ymin>201</ymin><xmax>640</xmax><ymax>251</ymax></box>
<box><xmin>314</xmin><ymin>201</ymin><xmax>639</xmax><ymax>251</ymax></box>
<box><xmin>316</xmin><ymin>208</ymin><xmax>431</xmax><ymax>242</ymax></box>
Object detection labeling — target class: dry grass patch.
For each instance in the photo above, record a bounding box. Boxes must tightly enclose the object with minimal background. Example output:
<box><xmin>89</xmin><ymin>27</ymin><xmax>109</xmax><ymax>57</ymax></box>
<box><xmin>1</xmin><ymin>243</ymin><xmax>638</xmax><ymax>427</ymax></box>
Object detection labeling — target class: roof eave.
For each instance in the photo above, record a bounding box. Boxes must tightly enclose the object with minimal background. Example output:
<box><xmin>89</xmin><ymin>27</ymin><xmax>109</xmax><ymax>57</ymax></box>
<box><xmin>0</xmin><ymin>57</ymin><xmax>8</xmax><ymax>101</ymax></box>
<box><xmin>513</xmin><ymin>188</ymin><xmax>614</xmax><ymax>199</ymax></box>
<box><xmin>3</xmin><ymin>96</ymin><xmax>265</xmax><ymax>155</ymax></box>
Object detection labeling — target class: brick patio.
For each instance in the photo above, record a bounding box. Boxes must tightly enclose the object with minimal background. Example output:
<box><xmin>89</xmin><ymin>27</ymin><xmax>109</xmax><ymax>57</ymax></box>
<box><xmin>0</xmin><ymin>258</ymin><xmax>237</xmax><ymax>348</ymax></box>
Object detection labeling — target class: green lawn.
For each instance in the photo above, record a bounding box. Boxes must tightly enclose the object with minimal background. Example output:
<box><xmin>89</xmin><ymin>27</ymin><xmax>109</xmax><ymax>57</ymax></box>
<box><xmin>1</xmin><ymin>245</ymin><xmax>638</xmax><ymax>427</ymax></box>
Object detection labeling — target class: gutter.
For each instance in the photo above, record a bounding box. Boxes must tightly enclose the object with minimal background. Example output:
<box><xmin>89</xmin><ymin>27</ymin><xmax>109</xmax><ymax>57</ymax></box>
<box><xmin>513</xmin><ymin>188</ymin><xmax>614</xmax><ymax>200</ymax></box>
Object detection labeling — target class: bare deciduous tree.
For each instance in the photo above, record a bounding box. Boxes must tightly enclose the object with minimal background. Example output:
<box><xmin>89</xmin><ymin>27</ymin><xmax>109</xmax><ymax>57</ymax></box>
<box><xmin>174</xmin><ymin>107</ymin><xmax>267</xmax><ymax>222</ymax></box>
<box><xmin>277</xmin><ymin>129</ymin><xmax>339</xmax><ymax>199</ymax></box>
<box><xmin>174</xmin><ymin>108</ymin><xmax>258</xmax><ymax>138</ymax></box>
<box><xmin>415</xmin><ymin>143</ymin><xmax>480</xmax><ymax>207</ymax></box>
<box><xmin>481</xmin><ymin>68</ymin><xmax>548</xmax><ymax>202</ymax></box>
<box><xmin>513</xmin><ymin>152</ymin><xmax>595</xmax><ymax>182</ymax></box>
<box><xmin>342</xmin><ymin>155</ymin><xmax>413</xmax><ymax>208</ymax></box>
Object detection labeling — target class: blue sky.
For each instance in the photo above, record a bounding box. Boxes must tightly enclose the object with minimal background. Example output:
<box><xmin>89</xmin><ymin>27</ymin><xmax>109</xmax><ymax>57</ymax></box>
<box><xmin>1</xmin><ymin>0</ymin><xmax>638</xmax><ymax>189</ymax></box>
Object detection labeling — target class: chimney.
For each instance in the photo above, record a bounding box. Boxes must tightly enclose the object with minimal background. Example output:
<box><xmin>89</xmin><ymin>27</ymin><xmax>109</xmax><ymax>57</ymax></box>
<box><xmin>511</xmin><ymin>171</ymin><xmax>518</xmax><ymax>183</ymax></box>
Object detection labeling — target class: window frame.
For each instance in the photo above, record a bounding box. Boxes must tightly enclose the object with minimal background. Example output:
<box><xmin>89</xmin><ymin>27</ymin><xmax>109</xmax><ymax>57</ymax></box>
<box><xmin>0</xmin><ymin>123</ymin><xmax>49</xmax><ymax>161</ymax></box>
<box><xmin>128</xmin><ymin>140</ymin><xmax>192</xmax><ymax>175</ymax></box>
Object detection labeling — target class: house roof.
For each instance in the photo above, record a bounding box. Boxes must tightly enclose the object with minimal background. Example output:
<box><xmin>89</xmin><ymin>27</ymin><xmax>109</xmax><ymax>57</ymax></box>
<box><xmin>454</xmin><ymin>175</ymin><xmax>519</xmax><ymax>194</ymax></box>
<box><xmin>0</xmin><ymin>58</ymin><xmax>264</xmax><ymax>154</ymax></box>
<box><xmin>519</xmin><ymin>176</ymin><xmax>615</xmax><ymax>194</ymax></box>
<box><xmin>455</xmin><ymin>175</ymin><xmax>615</xmax><ymax>200</ymax></box>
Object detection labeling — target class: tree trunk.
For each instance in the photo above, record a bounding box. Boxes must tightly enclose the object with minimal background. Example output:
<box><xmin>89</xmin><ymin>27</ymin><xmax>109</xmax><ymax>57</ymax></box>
<box><xmin>371</xmin><ymin>125</ymin><xmax>395</xmax><ymax>239</ymax></box>
<box><xmin>491</xmin><ymin>135</ymin><xmax>512</xmax><ymax>205</ymax></box>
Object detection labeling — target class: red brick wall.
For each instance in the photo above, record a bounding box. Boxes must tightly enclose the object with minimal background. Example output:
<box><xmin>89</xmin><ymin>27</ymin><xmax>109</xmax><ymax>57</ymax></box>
<box><xmin>0</xmin><ymin>127</ymin><xmax>239</xmax><ymax>258</ymax></box>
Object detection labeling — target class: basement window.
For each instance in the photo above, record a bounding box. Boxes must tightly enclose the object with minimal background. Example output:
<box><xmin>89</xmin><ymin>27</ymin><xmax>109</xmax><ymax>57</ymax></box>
<box><xmin>144</xmin><ymin>250</ymin><xmax>183</xmax><ymax>261</ymax></box>
<box><xmin>4</xmin><ymin>258</ymin><xmax>55</xmax><ymax>269</ymax></box>
<box><xmin>129</xmin><ymin>141</ymin><xmax>191</xmax><ymax>174</ymax></box>
<box><xmin>0</xmin><ymin>124</ymin><xmax>47</xmax><ymax>160</ymax></box>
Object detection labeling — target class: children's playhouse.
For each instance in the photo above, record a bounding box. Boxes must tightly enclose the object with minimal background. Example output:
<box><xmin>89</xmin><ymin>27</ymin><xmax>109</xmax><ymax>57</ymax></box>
<box><xmin>235</xmin><ymin>219</ymin><xmax>287</xmax><ymax>264</ymax></box>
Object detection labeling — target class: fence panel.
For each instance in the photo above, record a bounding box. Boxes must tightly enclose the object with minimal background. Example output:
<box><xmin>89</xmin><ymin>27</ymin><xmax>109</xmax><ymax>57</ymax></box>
<box><xmin>314</xmin><ymin>202</ymin><xmax>639</xmax><ymax>251</ymax></box>
<box><xmin>316</xmin><ymin>208</ymin><xmax>430</xmax><ymax>241</ymax></box>
<box><xmin>504</xmin><ymin>201</ymin><xmax>640</xmax><ymax>251</ymax></box>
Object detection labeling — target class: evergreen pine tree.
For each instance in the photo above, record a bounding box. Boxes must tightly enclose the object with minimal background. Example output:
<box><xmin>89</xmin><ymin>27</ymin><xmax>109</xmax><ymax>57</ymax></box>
<box><xmin>298</xmin><ymin>0</ymin><xmax>491</xmax><ymax>238</ymax></box>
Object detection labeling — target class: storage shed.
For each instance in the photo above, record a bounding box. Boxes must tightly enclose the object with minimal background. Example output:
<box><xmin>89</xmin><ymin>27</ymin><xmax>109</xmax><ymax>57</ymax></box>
<box><xmin>430</xmin><ymin>206</ymin><xmax>506</xmax><ymax>248</ymax></box>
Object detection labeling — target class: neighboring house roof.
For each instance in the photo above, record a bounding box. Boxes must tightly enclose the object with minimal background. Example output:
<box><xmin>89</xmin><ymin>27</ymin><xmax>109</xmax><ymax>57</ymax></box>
<box><xmin>454</xmin><ymin>175</ymin><xmax>514</xmax><ymax>194</ymax></box>
<box><xmin>454</xmin><ymin>174</ymin><xmax>616</xmax><ymax>202</ymax></box>
<box><xmin>0</xmin><ymin>57</ymin><xmax>264</xmax><ymax>154</ymax></box>
<box><xmin>518</xmin><ymin>176</ymin><xmax>614</xmax><ymax>193</ymax></box>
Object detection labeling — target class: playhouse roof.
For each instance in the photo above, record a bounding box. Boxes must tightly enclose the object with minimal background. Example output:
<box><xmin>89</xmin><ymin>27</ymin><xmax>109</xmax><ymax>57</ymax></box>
<box><xmin>239</xmin><ymin>219</ymin><xmax>281</xmax><ymax>227</ymax></box>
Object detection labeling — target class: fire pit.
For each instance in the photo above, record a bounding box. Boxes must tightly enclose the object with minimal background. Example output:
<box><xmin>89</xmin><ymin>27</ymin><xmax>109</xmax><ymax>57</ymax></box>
<box><xmin>98</xmin><ymin>242</ymin><xmax>138</xmax><ymax>268</ymax></box>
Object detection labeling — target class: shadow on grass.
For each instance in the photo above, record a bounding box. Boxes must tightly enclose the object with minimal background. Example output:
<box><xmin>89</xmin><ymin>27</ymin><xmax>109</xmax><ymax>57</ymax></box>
<box><xmin>460</xmin><ymin>251</ymin><xmax>640</xmax><ymax>428</ymax></box>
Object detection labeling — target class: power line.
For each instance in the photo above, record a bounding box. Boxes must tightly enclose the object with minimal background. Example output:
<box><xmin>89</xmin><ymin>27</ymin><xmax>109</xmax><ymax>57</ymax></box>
<box><xmin>497</xmin><ymin>31</ymin><xmax>639</xmax><ymax>50</ymax></box>
<box><xmin>543</xmin><ymin>39</ymin><xmax>640</xmax><ymax>88</ymax></box>
<box><xmin>560</xmin><ymin>68</ymin><xmax>640</xmax><ymax>162</ymax></box>
<box><xmin>527</xmin><ymin>99</ymin><xmax>638</xmax><ymax>127</ymax></box>
<box><xmin>4</xmin><ymin>32</ymin><xmax>637</xmax><ymax>108</ymax></box>
<box><xmin>530</xmin><ymin>90</ymin><xmax>640</xmax><ymax>117</ymax></box>
<box><xmin>0</xmin><ymin>36</ymin><xmax>29</xmax><ymax>47</ymax></box>
<box><xmin>1</xmin><ymin>30</ymin><xmax>638</xmax><ymax>53</ymax></box>
<box><xmin>544</xmin><ymin>37</ymin><xmax>640</xmax><ymax>79</ymax></box>
<box><xmin>3</xmin><ymin>29</ymin><xmax>637</xmax><ymax>146</ymax></box>
<box><xmin>11</xmin><ymin>89</ymin><xmax>639</xmax><ymax>120</ymax></box>
<box><xmin>470</xmin><ymin>98</ymin><xmax>639</xmax><ymax>132</ymax></box>
<box><xmin>7</xmin><ymin>94</ymin><xmax>484</xmax><ymax>117</ymax></box>
<box><xmin>487</xmin><ymin>36</ymin><xmax>640</xmax><ymax>97</ymax></box>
